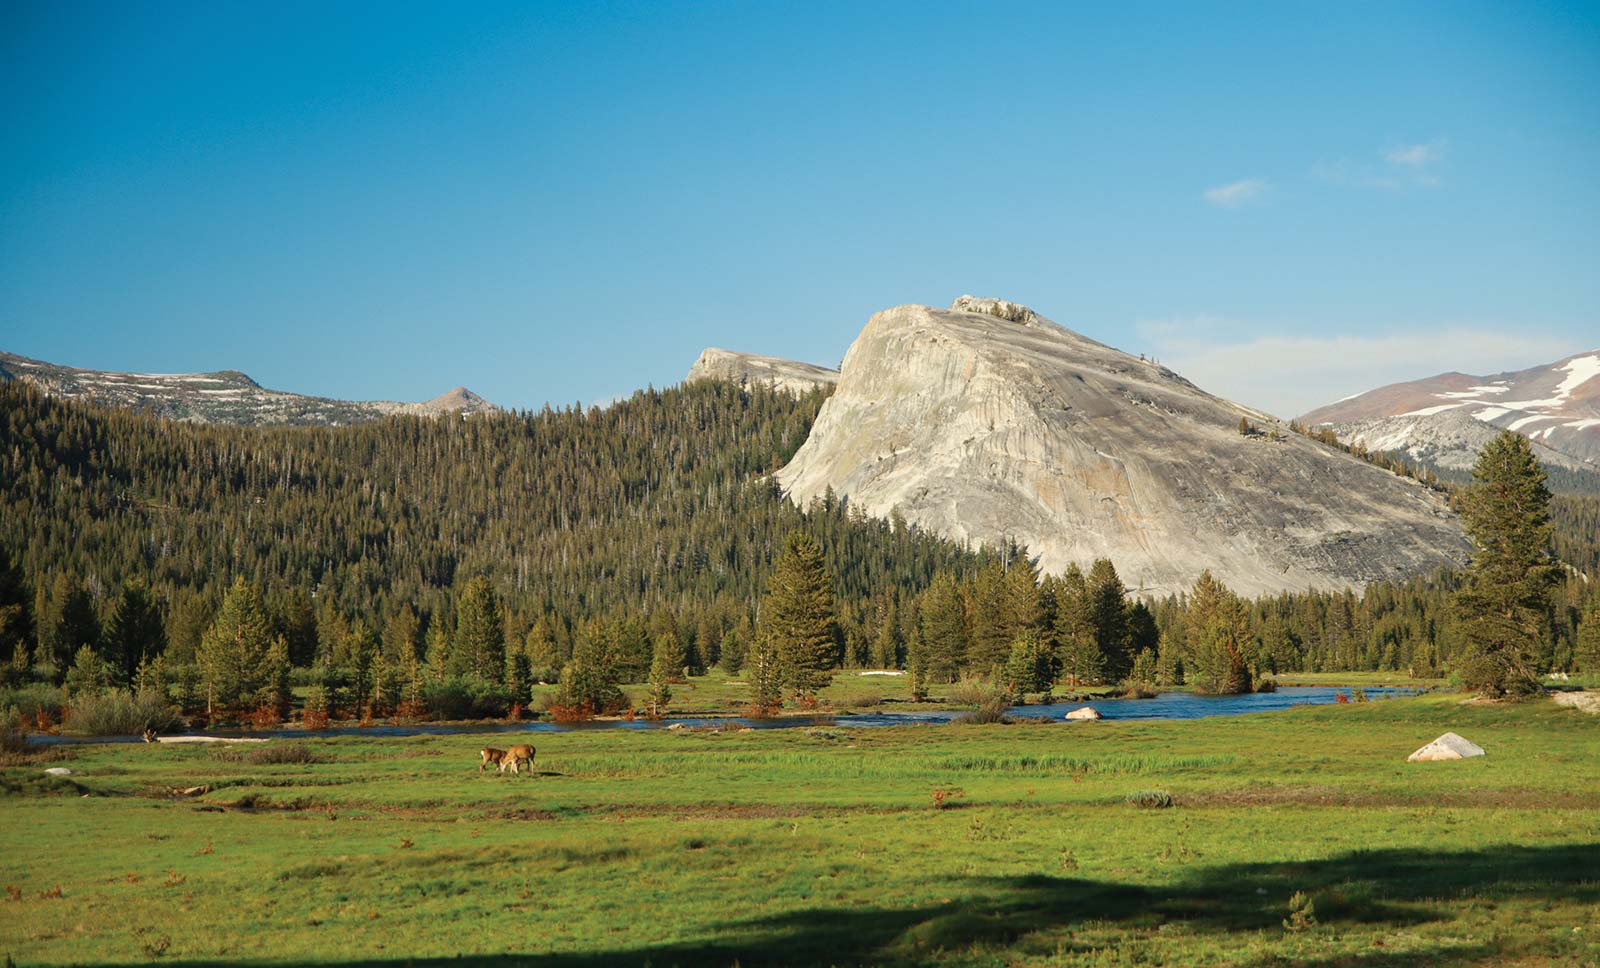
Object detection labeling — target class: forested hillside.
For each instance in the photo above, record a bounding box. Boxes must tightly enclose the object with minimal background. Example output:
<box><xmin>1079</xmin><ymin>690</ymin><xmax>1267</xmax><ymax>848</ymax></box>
<box><xmin>0</xmin><ymin>381</ymin><xmax>994</xmax><ymax>675</ymax></box>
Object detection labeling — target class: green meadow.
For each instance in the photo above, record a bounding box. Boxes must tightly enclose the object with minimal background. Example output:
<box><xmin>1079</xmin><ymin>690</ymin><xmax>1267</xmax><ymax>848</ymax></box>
<box><xmin>3</xmin><ymin>693</ymin><xmax>1597</xmax><ymax>967</ymax></box>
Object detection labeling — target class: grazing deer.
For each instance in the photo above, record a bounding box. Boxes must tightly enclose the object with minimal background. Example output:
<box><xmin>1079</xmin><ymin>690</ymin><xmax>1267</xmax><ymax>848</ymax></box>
<box><xmin>478</xmin><ymin>747</ymin><xmax>507</xmax><ymax>772</ymax></box>
<box><xmin>498</xmin><ymin>744</ymin><xmax>535</xmax><ymax>775</ymax></box>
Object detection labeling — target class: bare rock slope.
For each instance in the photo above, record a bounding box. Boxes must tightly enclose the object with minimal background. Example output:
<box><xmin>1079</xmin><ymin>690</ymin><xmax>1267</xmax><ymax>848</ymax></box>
<box><xmin>1302</xmin><ymin>350</ymin><xmax>1600</xmax><ymax>465</ymax></box>
<box><xmin>0</xmin><ymin>352</ymin><xmax>497</xmax><ymax>426</ymax></box>
<box><xmin>776</xmin><ymin>297</ymin><xmax>1468</xmax><ymax>597</ymax></box>
<box><xmin>686</xmin><ymin>348</ymin><xmax>838</xmax><ymax>395</ymax></box>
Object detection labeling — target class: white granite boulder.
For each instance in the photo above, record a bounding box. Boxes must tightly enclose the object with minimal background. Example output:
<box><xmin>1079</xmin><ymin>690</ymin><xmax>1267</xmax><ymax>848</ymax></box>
<box><xmin>1064</xmin><ymin>706</ymin><xmax>1102</xmax><ymax>721</ymax></box>
<box><xmin>1407</xmin><ymin>732</ymin><xmax>1485</xmax><ymax>762</ymax></box>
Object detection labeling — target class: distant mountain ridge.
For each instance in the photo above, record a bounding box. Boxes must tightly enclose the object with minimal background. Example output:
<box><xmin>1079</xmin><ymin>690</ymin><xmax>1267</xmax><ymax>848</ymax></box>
<box><xmin>1301</xmin><ymin>350</ymin><xmax>1600</xmax><ymax>466</ymax></box>
<box><xmin>0</xmin><ymin>351</ymin><xmax>497</xmax><ymax>426</ymax></box>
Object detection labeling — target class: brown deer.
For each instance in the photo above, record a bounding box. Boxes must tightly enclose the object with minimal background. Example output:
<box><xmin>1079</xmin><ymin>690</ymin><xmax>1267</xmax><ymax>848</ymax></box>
<box><xmin>478</xmin><ymin>747</ymin><xmax>507</xmax><ymax>772</ymax></box>
<box><xmin>498</xmin><ymin>744</ymin><xmax>536</xmax><ymax>775</ymax></box>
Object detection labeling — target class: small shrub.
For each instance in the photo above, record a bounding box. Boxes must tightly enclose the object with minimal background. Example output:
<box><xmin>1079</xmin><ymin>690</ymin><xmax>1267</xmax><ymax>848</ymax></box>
<box><xmin>948</xmin><ymin>677</ymin><xmax>1008</xmax><ymax>709</ymax></box>
<box><xmin>1283</xmin><ymin>890</ymin><xmax>1317</xmax><ymax>932</ymax></box>
<box><xmin>742</xmin><ymin>700</ymin><xmax>782</xmax><ymax>719</ymax></box>
<box><xmin>1334</xmin><ymin>691</ymin><xmax>1350</xmax><ymax>704</ymax></box>
<box><xmin>421</xmin><ymin>677</ymin><xmax>518</xmax><ymax>721</ymax></box>
<box><xmin>1350</xmin><ymin>687</ymin><xmax>1369</xmax><ymax>703</ymax></box>
<box><xmin>954</xmin><ymin>696</ymin><xmax>1011</xmax><ymax>725</ymax></box>
<box><xmin>1125</xmin><ymin>789</ymin><xmax>1175</xmax><ymax>809</ymax></box>
<box><xmin>1255</xmin><ymin>678</ymin><xmax>1278</xmax><ymax>693</ymax></box>
<box><xmin>62</xmin><ymin>689</ymin><xmax>184</xmax><ymax>737</ymax></box>
<box><xmin>804</xmin><ymin>727</ymin><xmax>846</xmax><ymax>741</ymax></box>
<box><xmin>301</xmin><ymin>685</ymin><xmax>330</xmax><ymax>729</ymax></box>
<box><xmin>1</xmin><ymin>683</ymin><xmax>64</xmax><ymax>729</ymax></box>
<box><xmin>1</xmin><ymin>727</ymin><xmax>28</xmax><ymax>755</ymax></box>
<box><xmin>248</xmin><ymin>703</ymin><xmax>281</xmax><ymax>730</ymax></box>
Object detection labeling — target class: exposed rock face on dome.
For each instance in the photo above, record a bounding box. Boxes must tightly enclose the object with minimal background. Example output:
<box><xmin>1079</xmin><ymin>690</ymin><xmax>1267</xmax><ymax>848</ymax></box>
<box><xmin>686</xmin><ymin>348</ymin><xmax>839</xmax><ymax>395</ymax></box>
<box><xmin>1407</xmin><ymin>732</ymin><xmax>1486</xmax><ymax>762</ymax></box>
<box><xmin>775</xmin><ymin>298</ymin><xmax>1469</xmax><ymax>597</ymax></box>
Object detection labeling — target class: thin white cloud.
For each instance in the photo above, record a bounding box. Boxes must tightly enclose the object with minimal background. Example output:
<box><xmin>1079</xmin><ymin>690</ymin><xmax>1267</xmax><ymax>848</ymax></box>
<box><xmin>1314</xmin><ymin>140</ymin><xmax>1447</xmax><ymax>190</ymax></box>
<box><xmin>1137</xmin><ymin>317</ymin><xmax>1581</xmax><ymax>419</ymax></box>
<box><xmin>1203</xmin><ymin>179</ymin><xmax>1269</xmax><ymax>208</ymax></box>
<box><xmin>1385</xmin><ymin>140</ymin><xmax>1445</xmax><ymax>166</ymax></box>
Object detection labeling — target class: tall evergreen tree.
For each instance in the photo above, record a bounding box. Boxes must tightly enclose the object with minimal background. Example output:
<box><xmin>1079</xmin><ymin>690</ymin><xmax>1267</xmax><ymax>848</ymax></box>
<box><xmin>1453</xmin><ymin>431</ymin><xmax>1559</xmax><ymax>699</ymax></box>
<box><xmin>1086</xmin><ymin>559</ymin><xmax>1131</xmax><ymax>682</ymax></box>
<box><xmin>1575</xmin><ymin>603</ymin><xmax>1600</xmax><ymax>674</ymax></box>
<box><xmin>42</xmin><ymin>574</ymin><xmax>100</xmax><ymax>679</ymax></box>
<box><xmin>1186</xmin><ymin>574</ymin><xmax>1254</xmax><ymax>695</ymax></box>
<box><xmin>914</xmin><ymin>572</ymin><xmax>967</xmax><ymax>683</ymax></box>
<box><xmin>454</xmin><ymin>576</ymin><xmax>506</xmax><ymax>683</ymax></box>
<box><xmin>196</xmin><ymin>577</ymin><xmax>275</xmax><ymax>713</ymax></box>
<box><xmin>1052</xmin><ymin>564</ymin><xmax>1103</xmax><ymax>686</ymax></box>
<box><xmin>0</xmin><ymin>544</ymin><xmax>34</xmax><ymax>668</ymax></box>
<box><xmin>104</xmin><ymin>578</ymin><xmax>166</xmax><ymax>685</ymax></box>
<box><xmin>965</xmin><ymin>562</ymin><xmax>1010</xmax><ymax>672</ymax></box>
<box><xmin>759</xmin><ymin>530</ymin><xmax>838</xmax><ymax>695</ymax></box>
<box><xmin>999</xmin><ymin>556</ymin><xmax>1043</xmax><ymax>644</ymax></box>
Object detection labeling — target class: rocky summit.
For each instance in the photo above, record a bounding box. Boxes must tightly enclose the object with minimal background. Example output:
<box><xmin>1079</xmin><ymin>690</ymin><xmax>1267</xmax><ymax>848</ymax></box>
<box><xmin>775</xmin><ymin>297</ymin><xmax>1469</xmax><ymax>597</ymax></box>
<box><xmin>0</xmin><ymin>351</ymin><xmax>497</xmax><ymax>426</ymax></box>
<box><xmin>1301</xmin><ymin>350</ymin><xmax>1600</xmax><ymax>465</ymax></box>
<box><xmin>686</xmin><ymin>348</ymin><xmax>839</xmax><ymax>395</ymax></box>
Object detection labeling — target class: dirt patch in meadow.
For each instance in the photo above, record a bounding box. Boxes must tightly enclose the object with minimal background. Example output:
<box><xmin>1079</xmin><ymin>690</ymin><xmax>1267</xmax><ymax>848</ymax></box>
<box><xmin>1181</xmin><ymin>786</ymin><xmax>1600</xmax><ymax>810</ymax></box>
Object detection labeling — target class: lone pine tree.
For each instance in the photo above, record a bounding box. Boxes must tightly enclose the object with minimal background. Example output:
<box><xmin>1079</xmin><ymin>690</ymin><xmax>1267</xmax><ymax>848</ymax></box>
<box><xmin>1453</xmin><ymin>431</ymin><xmax>1559</xmax><ymax>699</ymax></box>
<box><xmin>759</xmin><ymin>530</ymin><xmax>838</xmax><ymax>696</ymax></box>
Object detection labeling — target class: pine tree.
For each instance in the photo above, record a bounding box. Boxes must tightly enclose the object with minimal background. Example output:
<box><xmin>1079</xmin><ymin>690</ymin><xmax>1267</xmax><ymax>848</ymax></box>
<box><xmin>759</xmin><ymin>531</ymin><xmax>838</xmax><ymax>696</ymax></box>
<box><xmin>965</xmin><ymin>562</ymin><xmax>1009</xmax><ymax>672</ymax></box>
<box><xmin>1575</xmin><ymin>603</ymin><xmax>1600</xmax><ymax>674</ymax></box>
<box><xmin>914</xmin><ymin>572</ymin><xmax>967</xmax><ymax>683</ymax></box>
<box><xmin>196</xmin><ymin>577</ymin><xmax>274</xmax><ymax>714</ymax></box>
<box><xmin>1185</xmin><ymin>573</ymin><xmax>1254</xmax><ymax>695</ymax></box>
<box><xmin>454</xmin><ymin>576</ymin><xmax>506</xmax><ymax>684</ymax></box>
<box><xmin>1053</xmin><ymin>564</ymin><xmax>1103</xmax><ymax>686</ymax></box>
<box><xmin>1453</xmin><ymin>431</ymin><xmax>1559</xmax><ymax>699</ymax></box>
<box><xmin>646</xmin><ymin>630</ymin><xmax>681</xmax><ymax>717</ymax></box>
<box><xmin>1086</xmin><ymin>559</ymin><xmax>1131</xmax><ymax>683</ymax></box>
<box><xmin>999</xmin><ymin>556</ymin><xmax>1043</xmax><ymax>644</ymax></box>
<box><xmin>43</xmin><ymin>574</ymin><xmax>100</xmax><ymax>678</ymax></box>
<box><xmin>104</xmin><ymin>579</ymin><xmax>165</xmax><ymax>685</ymax></box>
<box><xmin>746</xmin><ymin>630</ymin><xmax>785</xmax><ymax>710</ymax></box>
<box><xmin>1001</xmin><ymin>630</ymin><xmax>1051</xmax><ymax>701</ymax></box>
<box><xmin>0</xmin><ymin>544</ymin><xmax>34</xmax><ymax>669</ymax></box>
<box><xmin>524</xmin><ymin>616</ymin><xmax>560</xmax><ymax>675</ymax></box>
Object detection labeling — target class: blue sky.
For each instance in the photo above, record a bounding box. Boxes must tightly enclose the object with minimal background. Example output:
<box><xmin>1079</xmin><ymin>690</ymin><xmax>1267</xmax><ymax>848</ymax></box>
<box><xmin>2</xmin><ymin>1</ymin><xmax>1596</xmax><ymax>417</ymax></box>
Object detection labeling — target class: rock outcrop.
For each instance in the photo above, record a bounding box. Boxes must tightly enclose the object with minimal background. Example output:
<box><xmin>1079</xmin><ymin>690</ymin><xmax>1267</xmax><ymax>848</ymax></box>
<box><xmin>0</xmin><ymin>352</ymin><xmax>498</xmax><ymax>426</ymax></box>
<box><xmin>686</xmin><ymin>348</ymin><xmax>839</xmax><ymax>395</ymax></box>
<box><xmin>1302</xmin><ymin>350</ymin><xmax>1600</xmax><ymax>465</ymax></box>
<box><xmin>1407</xmin><ymin>732</ymin><xmax>1486</xmax><ymax>762</ymax></box>
<box><xmin>776</xmin><ymin>298</ymin><xmax>1469</xmax><ymax>597</ymax></box>
<box><xmin>1064</xmin><ymin>706</ymin><xmax>1103</xmax><ymax>721</ymax></box>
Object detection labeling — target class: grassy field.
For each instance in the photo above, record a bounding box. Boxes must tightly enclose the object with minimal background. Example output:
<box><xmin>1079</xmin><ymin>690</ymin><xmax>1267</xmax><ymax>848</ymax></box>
<box><xmin>3</xmin><ymin>693</ymin><xmax>1597</xmax><ymax>967</ymax></box>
